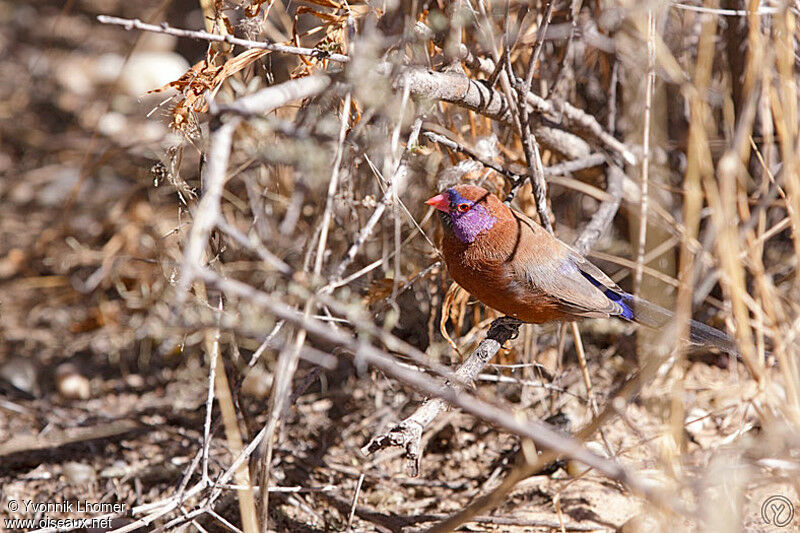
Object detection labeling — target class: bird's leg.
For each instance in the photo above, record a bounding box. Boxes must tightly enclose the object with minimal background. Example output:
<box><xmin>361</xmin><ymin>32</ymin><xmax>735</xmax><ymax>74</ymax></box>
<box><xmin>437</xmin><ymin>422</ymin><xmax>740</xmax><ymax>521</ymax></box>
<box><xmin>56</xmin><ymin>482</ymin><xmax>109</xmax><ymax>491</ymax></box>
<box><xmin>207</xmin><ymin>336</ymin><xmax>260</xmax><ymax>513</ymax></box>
<box><xmin>362</xmin><ymin>316</ymin><xmax>522</xmax><ymax>476</ymax></box>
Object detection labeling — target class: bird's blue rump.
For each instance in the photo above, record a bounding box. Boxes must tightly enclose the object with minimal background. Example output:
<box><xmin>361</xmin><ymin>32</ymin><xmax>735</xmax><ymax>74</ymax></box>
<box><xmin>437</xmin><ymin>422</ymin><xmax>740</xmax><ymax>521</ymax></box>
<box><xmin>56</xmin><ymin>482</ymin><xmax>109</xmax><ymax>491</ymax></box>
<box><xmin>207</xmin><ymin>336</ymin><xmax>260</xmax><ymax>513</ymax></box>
<box><xmin>579</xmin><ymin>270</ymin><xmax>635</xmax><ymax>321</ymax></box>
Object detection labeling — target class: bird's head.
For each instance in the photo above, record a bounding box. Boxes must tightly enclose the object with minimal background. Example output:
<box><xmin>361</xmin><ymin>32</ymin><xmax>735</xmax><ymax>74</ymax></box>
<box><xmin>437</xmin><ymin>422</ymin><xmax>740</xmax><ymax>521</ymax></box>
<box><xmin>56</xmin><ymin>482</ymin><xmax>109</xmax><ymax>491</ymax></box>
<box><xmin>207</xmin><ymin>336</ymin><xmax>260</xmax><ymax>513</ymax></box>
<box><xmin>425</xmin><ymin>185</ymin><xmax>499</xmax><ymax>243</ymax></box>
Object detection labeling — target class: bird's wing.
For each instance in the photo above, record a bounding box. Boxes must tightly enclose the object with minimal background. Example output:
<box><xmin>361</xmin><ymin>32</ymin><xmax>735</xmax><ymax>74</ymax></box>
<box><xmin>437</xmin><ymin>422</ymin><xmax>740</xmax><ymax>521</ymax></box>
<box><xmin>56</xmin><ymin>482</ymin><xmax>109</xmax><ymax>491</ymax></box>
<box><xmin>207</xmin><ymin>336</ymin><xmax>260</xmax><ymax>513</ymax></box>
<box><xmin>509</xmin><ymin>210</ymin><xmax>629</xmax><ymax>319</ymax></box>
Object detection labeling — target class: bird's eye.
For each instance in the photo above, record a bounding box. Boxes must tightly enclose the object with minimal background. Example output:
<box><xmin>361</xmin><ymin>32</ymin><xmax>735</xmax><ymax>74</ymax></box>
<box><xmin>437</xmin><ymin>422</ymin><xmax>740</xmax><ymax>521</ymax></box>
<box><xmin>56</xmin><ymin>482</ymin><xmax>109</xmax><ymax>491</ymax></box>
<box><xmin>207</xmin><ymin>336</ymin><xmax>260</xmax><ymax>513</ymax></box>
<box><xmin>456</xmin><ymin>203</ymin><xmax>470</xmax><ymax>213</ymax></box>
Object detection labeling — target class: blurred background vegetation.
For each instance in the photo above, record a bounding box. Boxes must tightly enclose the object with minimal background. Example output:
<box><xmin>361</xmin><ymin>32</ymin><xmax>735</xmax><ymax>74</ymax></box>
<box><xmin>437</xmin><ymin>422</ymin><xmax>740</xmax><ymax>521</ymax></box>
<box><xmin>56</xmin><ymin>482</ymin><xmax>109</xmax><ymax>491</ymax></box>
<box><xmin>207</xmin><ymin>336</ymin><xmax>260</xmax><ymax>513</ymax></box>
<box><xmin>1</xmin><ymin>0</ymin><xmax>799</xmax><ymax>531</ymax></box>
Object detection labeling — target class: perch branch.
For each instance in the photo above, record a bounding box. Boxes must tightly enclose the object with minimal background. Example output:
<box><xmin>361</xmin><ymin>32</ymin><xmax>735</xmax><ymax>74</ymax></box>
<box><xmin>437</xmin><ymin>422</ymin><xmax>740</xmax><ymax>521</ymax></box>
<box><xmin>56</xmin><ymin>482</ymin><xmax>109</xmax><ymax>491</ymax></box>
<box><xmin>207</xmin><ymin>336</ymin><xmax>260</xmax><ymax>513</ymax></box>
<box><xmin>361</xmin><ymin>317</ymin><xmax>523</xmax><ymax>476</ymax></box>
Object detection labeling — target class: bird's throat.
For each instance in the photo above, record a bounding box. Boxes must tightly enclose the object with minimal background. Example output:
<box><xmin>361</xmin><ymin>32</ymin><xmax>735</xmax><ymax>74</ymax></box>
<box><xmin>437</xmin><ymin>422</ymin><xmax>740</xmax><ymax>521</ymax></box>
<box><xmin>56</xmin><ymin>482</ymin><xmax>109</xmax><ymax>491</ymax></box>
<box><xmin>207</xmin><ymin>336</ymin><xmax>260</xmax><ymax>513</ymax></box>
<box><xmin>448</xmin><ymin>205</ymin><xmax>497</xmax><ymax>244</ymax></box>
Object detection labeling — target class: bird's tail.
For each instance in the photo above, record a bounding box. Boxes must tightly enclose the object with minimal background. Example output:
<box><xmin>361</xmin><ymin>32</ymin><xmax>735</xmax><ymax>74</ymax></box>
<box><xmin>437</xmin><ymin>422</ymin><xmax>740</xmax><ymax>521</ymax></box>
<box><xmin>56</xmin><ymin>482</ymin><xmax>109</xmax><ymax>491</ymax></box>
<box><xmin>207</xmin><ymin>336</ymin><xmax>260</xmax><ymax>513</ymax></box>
<box><xmin>625</xmin><ymin>294</ymin><xmax>739</xmax><ymax>354</ymax></box>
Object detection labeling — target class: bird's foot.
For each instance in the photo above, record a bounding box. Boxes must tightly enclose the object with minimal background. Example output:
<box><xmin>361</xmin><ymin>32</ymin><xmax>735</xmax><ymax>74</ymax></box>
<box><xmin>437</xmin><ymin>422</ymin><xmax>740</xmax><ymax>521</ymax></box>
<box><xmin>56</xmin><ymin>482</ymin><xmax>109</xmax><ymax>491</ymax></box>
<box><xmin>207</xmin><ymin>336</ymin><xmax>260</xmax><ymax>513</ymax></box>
<box><xmin>488</xmin><ymin>316</ymin><xmax>523</xmax><ymax>341</ymax></box>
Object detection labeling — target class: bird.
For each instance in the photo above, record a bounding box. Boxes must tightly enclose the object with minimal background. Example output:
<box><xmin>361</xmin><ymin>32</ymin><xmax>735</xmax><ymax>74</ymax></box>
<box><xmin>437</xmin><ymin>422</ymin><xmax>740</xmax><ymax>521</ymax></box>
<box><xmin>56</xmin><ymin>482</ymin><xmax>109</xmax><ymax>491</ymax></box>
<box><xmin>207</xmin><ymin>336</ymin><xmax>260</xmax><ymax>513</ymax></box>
<box><xmin>426</xmin><ymin>184</ymin><xmax>738</xmax><ymax>354</ymax></box>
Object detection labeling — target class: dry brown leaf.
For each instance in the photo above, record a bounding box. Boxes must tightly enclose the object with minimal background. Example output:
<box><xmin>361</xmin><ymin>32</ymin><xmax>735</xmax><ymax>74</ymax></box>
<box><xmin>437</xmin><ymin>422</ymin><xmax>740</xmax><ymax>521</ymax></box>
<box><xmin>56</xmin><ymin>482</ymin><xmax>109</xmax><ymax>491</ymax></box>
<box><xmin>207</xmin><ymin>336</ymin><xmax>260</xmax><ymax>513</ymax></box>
<box><xmin>304</xmin><ymin>0</ymin><xmax>343</xmax><ymax>8</ymax></box>
<box><xmin>245</xmin><ymin>0</ymin><xmax>275</xmax><ymax>17</ymax></box>
<box><xmin>297</xmin><ymin>6</ymin><xmax>342</xmax><ymax>24</ymax></box>
<box><xmin>363</xmin><ymin>278</ymin><xmax>395</xmax><ymax>305</ymax></box>
<box><xmin>440</xmin><ymin>282</ymin><xmax>465</xmax><ymax>359</ymax></box>
<box><xmin>148</xmin><ymin>48</ymin><xmax>269</xmax><ymax>130</ymax></box>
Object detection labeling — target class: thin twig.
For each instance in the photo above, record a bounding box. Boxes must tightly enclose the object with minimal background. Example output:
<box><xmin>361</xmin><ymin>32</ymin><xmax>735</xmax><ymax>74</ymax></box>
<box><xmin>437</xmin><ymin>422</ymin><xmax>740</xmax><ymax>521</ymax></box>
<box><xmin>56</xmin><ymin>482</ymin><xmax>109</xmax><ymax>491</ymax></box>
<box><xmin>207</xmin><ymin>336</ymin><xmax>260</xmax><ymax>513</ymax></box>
<box><xmin>195</xmin><ymin>269</ymin><xmax>675</xmax><ymax>507</ymax></box>
<box><xmin>396</xmin><ymin>67</ymin><xmax>593</xmax><ymax>160</ymax></box>
<box><xmin>175</xmin><ymin>75</ymin><xmax>330</xmax><ymax>302</ymax></box>
<box><xmin>346</xmin><ymin>474</ymin><xmax>365</xmax><ymax>531</ymax></box>
<box><xmin>96</xmin><ymin>16</ymin><xmax>350</xmax><ymax>63</ymax></box>
<box><xmin>258</xmin><ymin>91</ymin><xmax>351</xmax><ymax>532</ymax></box>
<box><xmin>418</xmin><ymin>19</ymin><xmax>635</xmax><ymax>164</ymax></box>
<box><xmin>571</xmin><ymin>164</ymin><xmax>624</xmax><ymax>254</ymax></box>
<box><xmin>512</xmin><ymin>1</ymin><xmax>555</xmax><ymax>230</ymax></box>
<box><xmin>209</xmin><ymin>297</ymin><xmax>258</xmax><ymax>533</ymax></box>
<box><xmin>202</xmin><ymin>317</ymin><xmax>217</xmax><ymax>484</ymax></box>
<box><xmin>174</xmin><ymin>117</ymin><xmax>238</xmax><ymax>303</ymax></box>
<box><xmin>421</xmin><ymin>129</ymin><xmax>606</xmax><ymax>192</ymax></box>
<box><xmin>362</xmin><ymin>317</ymin><xmax>522</xmax><ymax>476</ymax></box>
<box><xmin>570</xmin><ymin>321</ymin><xmax>614</xmax><ymax>457</ymax></box>
<box><xmin>634</xmin><ymin>10</ymin><xmax>656</xmax><ymax>295</ymax></box>
<box><xmin>331</xmin><ymin>115</ymin><xmax>424</xmax><ymax>282</ymax></box>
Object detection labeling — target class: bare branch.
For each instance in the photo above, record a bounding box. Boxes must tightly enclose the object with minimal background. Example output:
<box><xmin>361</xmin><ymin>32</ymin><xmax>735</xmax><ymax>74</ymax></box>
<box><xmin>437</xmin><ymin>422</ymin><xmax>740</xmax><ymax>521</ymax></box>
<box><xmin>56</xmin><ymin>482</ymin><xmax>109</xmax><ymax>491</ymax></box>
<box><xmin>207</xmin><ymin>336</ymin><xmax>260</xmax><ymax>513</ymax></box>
<box><xmin>195</xmin><ymin>268</ymin><xmax>674</xmax><ymax>507</ymax></box>
<box><xmin>417</xmin><ymin>20</ymin><xmax>636</xmax><ymax>164</ymax></box>
<box><xmin>96</xmin><ymin>16</ymin><xmax>350</xmax><ymax>63</ymax></box>
<box><xmin>572</xmin><ymin>163</ymin><xmax>625</xmax><ymax>254</ymax></box>
<box><xmin>398</xmin><ymin>67</ymin><xmax>592</xmax><ymax>160</ymax></box>
<box><xmin>215</xmin><ymin>75</ymin><xmax>331</xmax><ymax>117</ymax></box>
<box><xmin>362</xmin><ymin>317</ymin><xmax>522</xmax><ymax>476</ymax></box>
<box><xmin>175</xmin><ymin>75</ymin><xmax>332</xmax><ymax>301</ymax></box>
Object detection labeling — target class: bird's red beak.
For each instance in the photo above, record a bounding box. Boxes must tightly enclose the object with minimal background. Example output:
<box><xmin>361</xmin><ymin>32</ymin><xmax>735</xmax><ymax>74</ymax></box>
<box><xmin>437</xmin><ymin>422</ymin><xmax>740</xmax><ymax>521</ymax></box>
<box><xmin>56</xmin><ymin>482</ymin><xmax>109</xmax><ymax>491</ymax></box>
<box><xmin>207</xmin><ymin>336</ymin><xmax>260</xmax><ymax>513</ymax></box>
<box><xmin>425</xmin><ymin>193</ymin><xmax>449</xmax><ymax>212</ymax></box>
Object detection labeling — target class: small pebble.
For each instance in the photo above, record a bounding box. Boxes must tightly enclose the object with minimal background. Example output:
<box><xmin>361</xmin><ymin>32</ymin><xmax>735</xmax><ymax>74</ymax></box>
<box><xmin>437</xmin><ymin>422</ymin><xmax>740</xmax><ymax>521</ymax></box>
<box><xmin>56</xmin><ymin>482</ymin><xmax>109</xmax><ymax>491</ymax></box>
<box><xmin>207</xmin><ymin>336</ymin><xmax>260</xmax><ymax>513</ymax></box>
<box><xmin>0</xmin><ymin>248</ymin><xmax>26</xmax><ymax>278</ymax></box>
<box><xmin>0</xmin><ymin>357</ymin><xmax>39</xmax><ymax>397</ymax></box>
<box><xmin>124</xmin><ymin>373</ymin><xmax>145</xmax><ymax>389</ymax></box>
<box><xmin>619</xmin><ymin>512</ymin><xmax>661</xmax><ymax>533</ymax></box>
<box><xmin>100</xmin><ymin>460</ymin><xmax>130</xmax><ymax>479</ymax></box>
<box><xmin>117</xmin><ymin>52</ymin><xmax>190</xmax><ymax>96</ymax></box>
<box><xmin>56</xmin><ymin>363</ymin><xmax>91</xmax><ymax>400</ymax></box>
<box><xmin>566</xmin><ymin>441</ymin><xmax>607</xmax><ymax>477</ymax></box>
<box><xmin>241</xmin><ymin>366</ymin><xmax>272</xmax><ymax>399</ymax></box>
<box><xmin>62</xmin><ymin>462</ymin><xmax>95</xmax><ymax>484</ymax></box>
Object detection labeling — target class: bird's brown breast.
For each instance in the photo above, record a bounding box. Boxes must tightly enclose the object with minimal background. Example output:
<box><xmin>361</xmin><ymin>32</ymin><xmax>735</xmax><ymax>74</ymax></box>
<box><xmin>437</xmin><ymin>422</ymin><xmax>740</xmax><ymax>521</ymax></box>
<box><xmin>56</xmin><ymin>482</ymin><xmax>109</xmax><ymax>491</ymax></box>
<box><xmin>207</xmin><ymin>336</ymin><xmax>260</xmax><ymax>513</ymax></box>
<box><xmin>440</xmin><ymin>227</ymin><xmax>571</xmax><ymax>323</ymax></box>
